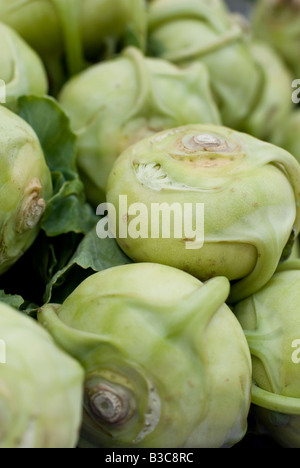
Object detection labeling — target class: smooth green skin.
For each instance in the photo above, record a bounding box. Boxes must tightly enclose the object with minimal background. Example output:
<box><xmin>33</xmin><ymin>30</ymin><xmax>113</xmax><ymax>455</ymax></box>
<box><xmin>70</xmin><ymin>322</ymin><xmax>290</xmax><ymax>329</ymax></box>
<box><xmin>0</xmin><ymin>0</ymin><xmax>147</xmax><ymax>77</ymax></box>
<box><xmin>147</xmin><ymin>0</ymin><xmax>262</xmax><ymax>129</ymax></box>
<box><xmin>233</xmin><ymin>260</ymin><xmax>300</xmax><ymax>448</ymax></box>
<box><xmin>0</xmin><ymin>23</ymin><xmax>48</xmax><ymax>110</ymax></box>
<box><xmin>106</xmin><ymin>124</ymin><xmax>300</xmax><ymax>304</ymax></box>
<box><xmin>80</xmin><ymin>0</ymin><xmax>147</xmax><ymax>60</ymax></box>
<box><xmin>240</xmin><ymin>40</ymin><xmax>293</xmax><ymax>143</ymax></box>
<box><xmin>0</xmin><ymin>0</ymin><xmax>84</xmax><ymax>80</ymax></box>
<box><xmin>0</xmin><ymin>0</ymin><xmax>65</xmax><ymax>57</ymax></box>
<box><xmin>59</xmin><ymin>46</ymin><xmax>221</xmax><ymax>205</ymax></box>
<box><xmin>0</xmin><ymin>302</ymin><xmax>84</xmax><ymax>448</ymax></box>
<box><xmin>0</xmin><ymin>106</ymin><xmax>53</xmax><ymax>275</ymax></box>
<box><xmin>280</xmin><ymin>110</ymin><xmax>300</xmax><ymax>165</ymax></box>
<box><xmin>38</xmin><ymin>263</ymin><xmax>252</xmax><ymax>448</ymax></box>
<box><xmin>252</xmin><ymin>0</ymin><xmax>300</xmax><ymax>79</ymax></box>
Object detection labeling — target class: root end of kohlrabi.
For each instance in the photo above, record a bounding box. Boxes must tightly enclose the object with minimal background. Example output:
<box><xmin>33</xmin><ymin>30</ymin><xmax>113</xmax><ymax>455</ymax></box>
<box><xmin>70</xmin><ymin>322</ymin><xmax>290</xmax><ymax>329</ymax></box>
<box><xmin>86</xmin><ymin>382</ymin><xmax>135</xmax><ymax>426</ymax></box>
<box><xmin>17</xmin><ymin>178</ymin><xmax>46</xmax><ymax>234</ymax></box>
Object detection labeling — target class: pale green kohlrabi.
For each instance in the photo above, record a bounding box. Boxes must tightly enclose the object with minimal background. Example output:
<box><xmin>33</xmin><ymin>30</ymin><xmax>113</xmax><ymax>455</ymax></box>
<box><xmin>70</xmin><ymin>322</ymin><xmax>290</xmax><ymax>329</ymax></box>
<box><xmin>233</xmin><ymin>259</ymin><xmax>300</xmax><ymax>448</ymax></box>
<box><xmin>80</xmin><ymin>0</ymin><xmax>148</xmax><ymax>61</ymax></box>
<box><xmin>0</xmin><ymin>106</ymin><xmax>53</xmax><ymax>275</ymax></box>
<box><xmin>58</xmin><ymin>46</ymin><xmax>221</xmax><ymax>205</ymax></box>
<box><xmin>147</xmin><ymin>0</ymin><xmax>262</xmax><ymax>130</ymax></box>
<box><xmin>277</xmin><ymin>109</ymin><xmax>300</xmax><ymax>165</ymax></box>
<box><xmin>0</xmin><ymin>0</ymin><xmax>147</xmax><ymax>92</ymax></box>
<box><xmin>0</xmin><ymin>22</ymin><xmax>48</xmax><ymax>110</ymax></box>
<box><xmin>106</xmin><ymin>124</ymin><xmax>300</xmax><ymax>304</ymax></box>
<box><xmin>240</xmin><ymin>40</ymin><xmax>293</xmax><ymax>144</ymax></box>
<box><xmin>252</xmin><ymin>0</ymin><xmax>300</xmax><ymax>79</ymax></box>
<box><xmin>38</xmin><ymin>263</ymin><xmax>252</xmax><ymax>448</ymax></box>
<box><xmin>0</xmin><ymin>0</ymin><xmax>84</xmax><ymax>92</ymax></box>
<box><xmin>0</xmin><ymin>302</ymin><xmax>84</xmax><ymax>448</ymax></box>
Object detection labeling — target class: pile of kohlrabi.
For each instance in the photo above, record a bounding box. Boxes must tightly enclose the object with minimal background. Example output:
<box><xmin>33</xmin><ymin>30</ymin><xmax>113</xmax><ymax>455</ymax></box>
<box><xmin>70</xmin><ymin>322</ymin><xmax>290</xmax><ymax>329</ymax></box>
<box><xmin>1</xmin><ymin>0</ymin><xmax>300</xmax><ymax>449</ymax></box>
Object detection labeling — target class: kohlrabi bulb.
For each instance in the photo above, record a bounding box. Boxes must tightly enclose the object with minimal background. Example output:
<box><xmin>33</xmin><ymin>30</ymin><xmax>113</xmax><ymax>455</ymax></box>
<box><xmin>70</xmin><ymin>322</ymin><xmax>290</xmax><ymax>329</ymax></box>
<box><xmin>0</xmin><ymin>22</ymin><xmax>48</xmax><ymax>109</ymax></box>
<box><xmin>59</xmin><ymin>46</ymin><xmax>221</xmax><ymax>205</ymax></box>
<box><xmin>80</xmin><ymin>0</ymin><xmax>148</xmax><ymax>61</ymax></box>
<box><xmin>38</xmin><ymin>263</ymin><xmax>252</xmax><ymax>448</ymax></box>
<box><xmin>0</xmin><ymin>0</ymin><xmax>85</xmax><ymax>89</ymax></box>
<box><xmin>279</xmin><ymin>110</ymin><xmax>300</xmax><ymax>165</ymax></box>
<box><xmin>147</xmin><ymin>0</ymin><xmax>262</xmax><ymax>129</ymax></box>
<box><xmin>149</xmin><ymin>1</ymin><xmax>293</xmax><ymax>142</ymax></box>
<box><xmin>0</xmin><ymin>0</ymin><xmax>148</xmax><ymax>91</ymax></box>
<box><xmin>252</xmin><ymin>0</ymin><xmax>300</xmax><ymax>79</ymax></box>
<box><xmin>233</xmin><ymin>259</ymin><xmax>300</xmax><ymax>448</ymax></box>
<box><xmin>0</xmin><ymin>106</ymin><xmax>53</xmax><ymax>275</ymax></box>
<box><xmin>106</xmin><ymin>124</ymin><xmax>300</xmax><ymax>303</ymax></box>
<box><xmin>240</xmin><ymin>40</ymin><xmax>293</xmax><ymax>143</ymax></box>
<box><xmin>0</xmin><ymin>302</ymin><xmax>84</xmax><ymax>448</ymax></box>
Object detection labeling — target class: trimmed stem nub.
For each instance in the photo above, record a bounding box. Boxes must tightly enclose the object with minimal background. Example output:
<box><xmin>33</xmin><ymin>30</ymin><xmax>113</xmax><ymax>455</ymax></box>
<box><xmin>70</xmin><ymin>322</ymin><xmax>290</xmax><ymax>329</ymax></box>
<box><xmin>181</xmin><ymin>133</ymin><xmax>232</xmax><ymax>153</ymax></box>
<box><xmin>86</xmin><ymin>382</ymin><xmax>135</xmax><ymax>426</ymax></box>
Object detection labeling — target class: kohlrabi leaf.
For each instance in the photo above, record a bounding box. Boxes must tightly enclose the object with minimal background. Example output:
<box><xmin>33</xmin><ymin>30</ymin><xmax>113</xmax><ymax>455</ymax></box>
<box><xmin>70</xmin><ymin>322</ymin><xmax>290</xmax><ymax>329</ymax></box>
<box><xmin>44</xmin><ymin>227</ymin><xmax>132</xmax><ymax>305</ymax></box>
<box><xmin>0</xmin><ymin>96</ymin><xmax>96</xmax><ymax>308</ymax></box>
<box><xmin>0</xmin><ymin>291</ymin><xmax>25</xmax><ymax>310</ymax></box>
<box><xmin>16</xmin><ymin>95</ymin><xmax>97</xmax><ymax>236</ymax></box>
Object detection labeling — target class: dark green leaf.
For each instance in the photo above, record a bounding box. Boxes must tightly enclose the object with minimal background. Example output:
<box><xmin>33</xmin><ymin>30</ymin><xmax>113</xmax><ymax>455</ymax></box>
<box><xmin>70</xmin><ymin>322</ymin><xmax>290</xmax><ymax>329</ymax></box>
<box><xmin>0</xmin><ymin>291</ymin><xmax>25</xmax><ymax>310</ymax></box>
<box><xmin>16</xmin><ymin>95</ymin><xmax>97</xmax><ymax>236</ymax></box>
<box><xmin>44</xmin><ymin>227</ymin><xmax>132</xmax><ymax>304</ymax></box>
